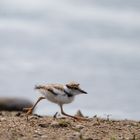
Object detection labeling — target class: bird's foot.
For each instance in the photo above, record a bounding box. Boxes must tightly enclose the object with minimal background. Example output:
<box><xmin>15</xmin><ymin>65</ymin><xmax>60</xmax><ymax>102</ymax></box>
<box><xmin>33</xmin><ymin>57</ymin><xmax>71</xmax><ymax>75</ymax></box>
<box><xmin>23</xmin><ymin>107</ymin><xmax>33</xmax><ymax>121</ymax></box>
<box><xmin>53</xmin><ymin>112</ymin><xmax>58</xmax><ymax>120</ymax></box>
<box><xmin>74</xmin><ymin>116</ymin><xmax>90</xmax><ymax>122</ymax></box>
<box><xmin>23</xmin><ymin>107</ymin><xmax>33</xmax><ymax>115</ymax></box>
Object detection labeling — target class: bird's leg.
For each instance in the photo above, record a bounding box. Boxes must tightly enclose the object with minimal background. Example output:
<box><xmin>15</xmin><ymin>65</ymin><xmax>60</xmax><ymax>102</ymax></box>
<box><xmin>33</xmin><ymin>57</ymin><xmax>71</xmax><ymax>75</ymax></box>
<box><xmin>60</xmin><ymin>105</ymin><xmax>89</xmax><ymax>121</ymax></box>
<box><xmin>59</xmin><ymin>105</ymin><xmax>81</xmax><ymax>120</ymax></box>
<box><xmin>53</xmin><ymin>112</ymin><xmax>58</xmax><ymax>120</ymax></box>
<box><xmin>23</xmin><ymin>96</ymin><xmax>46</xmax><ymax>120</ymax></box>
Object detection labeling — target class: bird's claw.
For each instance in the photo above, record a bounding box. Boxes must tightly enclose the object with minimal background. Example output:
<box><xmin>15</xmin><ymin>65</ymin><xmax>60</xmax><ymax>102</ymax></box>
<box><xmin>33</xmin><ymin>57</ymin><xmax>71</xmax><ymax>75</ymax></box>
<box><xmin>23</xmin><ymin>107</ymin><xmax>33</xmax><ymax>121</ymax></box>
<box><xmin>74</xmin><ymin>116</ymin><xmax>90</xmax><ymax>122</ymax></box>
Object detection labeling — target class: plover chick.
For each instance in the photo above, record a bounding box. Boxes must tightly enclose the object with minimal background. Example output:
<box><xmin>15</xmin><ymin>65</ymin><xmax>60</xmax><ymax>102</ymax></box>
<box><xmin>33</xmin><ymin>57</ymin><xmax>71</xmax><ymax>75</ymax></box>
<box><xmin>24</xmin><ymin>82</ymin><xmax>87</xmax><ymax>120</ymax></box>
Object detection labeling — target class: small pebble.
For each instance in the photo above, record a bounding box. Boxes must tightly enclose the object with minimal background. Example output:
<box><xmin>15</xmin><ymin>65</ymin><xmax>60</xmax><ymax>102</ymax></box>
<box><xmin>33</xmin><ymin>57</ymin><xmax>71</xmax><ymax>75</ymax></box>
<box><xmin>34</xmin><ymin>130</ymin><xmax>42</xmax><ymax>136</ymax></box>
<box><xmin>41</xmin><ymin>135</ymin><xmax>48</xmax><ymax>138</ymax></box>
<box><xmin>85</xmin><ymin>138</ymin><xmax>93</xmax><ymax>140</ymax></box>
<box><xmin>75</xmin><ymin>124</ymin><xmax>85</xmax><ymax>130</ymax></box>
<box><xmin>38</xmin><ymin>123</ymin><xmax>49</xmax><ymax>128</ymax></box>
<box><xmin>67</xmin><ymin>132</ymin><xmax>81</xmax><ymax>140</ymax></box>
<box><xmin>0</xmin><ymin>117</ymin><xmax>6</xmax><ymax>121</ymax></box>
<box><xmin>15</xmin><ymin>112</ymin><xmax>21</xmax><ymax>117</ymax></box>
<box><xmin>28</xmin><ymin>115</ymin><xmax>39</xmax><ymax>120</ymax></box>
<box><xmin>50</xmin><ymin>121</ymin><xmax>59</xmax><ymax>127</ymax></box>
<box><xmin>34</xmin><ymin>114</ymin><xmax>43</xmax><ymax>118</ymax></box>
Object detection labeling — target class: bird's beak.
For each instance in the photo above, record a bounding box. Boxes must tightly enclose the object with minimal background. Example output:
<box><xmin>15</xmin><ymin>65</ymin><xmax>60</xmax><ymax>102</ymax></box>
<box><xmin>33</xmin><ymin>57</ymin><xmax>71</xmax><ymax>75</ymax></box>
<box><xmin>79</xmin><ymin>89</ymin><xmax>87</xmax><ymax>94</ymax></box>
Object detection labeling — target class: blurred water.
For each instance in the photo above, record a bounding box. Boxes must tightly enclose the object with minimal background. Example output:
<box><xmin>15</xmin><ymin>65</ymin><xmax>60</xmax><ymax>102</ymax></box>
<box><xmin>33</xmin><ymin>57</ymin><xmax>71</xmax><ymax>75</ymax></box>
<box><xmin>0</xmin><ymin>0</ymin><xmax>140</xmax><ymax>120</ymax></box>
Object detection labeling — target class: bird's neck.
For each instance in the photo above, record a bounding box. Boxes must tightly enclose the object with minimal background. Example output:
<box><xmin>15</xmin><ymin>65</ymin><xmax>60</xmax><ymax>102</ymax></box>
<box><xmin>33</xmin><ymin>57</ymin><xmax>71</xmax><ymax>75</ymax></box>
<box><xmin>64</xmin><ymin>86</ymin><xmax>74</xmax><ymax>97</ymax></box>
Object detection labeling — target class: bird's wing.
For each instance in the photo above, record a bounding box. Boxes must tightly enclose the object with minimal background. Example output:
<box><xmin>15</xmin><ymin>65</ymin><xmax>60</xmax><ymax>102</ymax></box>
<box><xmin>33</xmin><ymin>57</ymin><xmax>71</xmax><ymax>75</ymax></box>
<box><xmin>35</xmin><ymin>84</ymin><xmax>65</xmax><ymax>96</ymax></box>
<box><xmin>52</xmin><ymin>84</ymin><xmax>66</xmax><ymax>96</ymax></box>
<box><xmin>35</xmin><ymin>85</ymin><xmax>56</xmax><ymax>95</ymax></box>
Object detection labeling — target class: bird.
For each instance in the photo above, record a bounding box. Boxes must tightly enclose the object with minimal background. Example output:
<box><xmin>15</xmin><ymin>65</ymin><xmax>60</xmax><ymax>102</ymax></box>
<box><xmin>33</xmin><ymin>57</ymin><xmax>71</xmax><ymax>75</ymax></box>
<box><xmin>24</xmin><ymin>82</ymin><xmax>87</xmax><ymax>120</ymax></box>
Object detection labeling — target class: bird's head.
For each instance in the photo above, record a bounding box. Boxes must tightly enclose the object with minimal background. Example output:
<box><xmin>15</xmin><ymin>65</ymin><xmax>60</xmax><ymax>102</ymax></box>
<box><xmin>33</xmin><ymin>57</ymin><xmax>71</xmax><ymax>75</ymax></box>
<box><xmin>66</xmin><ymin>82</ymin><xmax>87</xmax><ymax>95</ymax></box>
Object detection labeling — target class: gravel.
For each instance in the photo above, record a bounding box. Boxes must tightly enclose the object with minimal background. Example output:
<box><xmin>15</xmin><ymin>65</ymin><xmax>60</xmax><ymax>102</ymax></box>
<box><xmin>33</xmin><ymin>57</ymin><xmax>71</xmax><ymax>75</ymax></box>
<box><xmin>0</xmin><ymin>111</ymin><xmax>140</xmax><ymax>140</ymax></box>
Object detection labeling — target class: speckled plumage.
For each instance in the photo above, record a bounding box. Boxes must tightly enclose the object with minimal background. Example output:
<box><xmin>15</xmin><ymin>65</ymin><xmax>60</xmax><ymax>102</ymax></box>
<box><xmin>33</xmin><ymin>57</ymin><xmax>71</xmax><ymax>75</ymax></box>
<box><xmin>24</xmin><ymin>82</ymin><xmax>87</xmax><ymax>120</ymax></box>
<box><xmin>35</xmin><ymin>82</ymin><xmax>87</xmax><ymax>105</ymax></box>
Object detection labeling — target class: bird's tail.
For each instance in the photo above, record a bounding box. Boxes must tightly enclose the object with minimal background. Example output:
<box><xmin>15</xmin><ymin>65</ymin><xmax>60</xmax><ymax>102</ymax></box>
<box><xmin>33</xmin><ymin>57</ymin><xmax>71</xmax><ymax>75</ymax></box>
<box><xmin>34</xmin><ymin>85</ymin><xmax>44</xmax><ymax>90</ymax></box>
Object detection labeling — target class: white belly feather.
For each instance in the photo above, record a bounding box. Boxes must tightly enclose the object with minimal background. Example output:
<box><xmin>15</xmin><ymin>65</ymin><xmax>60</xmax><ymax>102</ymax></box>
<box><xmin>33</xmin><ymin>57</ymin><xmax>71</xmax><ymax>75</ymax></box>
<box><xmin>40</xmin><ymin>89</ymin><xmax>74</xmax><ymax>105</ymax></box>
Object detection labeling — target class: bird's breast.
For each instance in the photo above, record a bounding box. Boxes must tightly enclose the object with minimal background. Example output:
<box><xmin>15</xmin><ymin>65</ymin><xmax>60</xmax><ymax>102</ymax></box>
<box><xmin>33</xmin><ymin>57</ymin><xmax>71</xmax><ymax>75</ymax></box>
<box><xmin>43</xmin><ymin>92</ymin><xmax>74</xmax><ymax>104</ymax></box>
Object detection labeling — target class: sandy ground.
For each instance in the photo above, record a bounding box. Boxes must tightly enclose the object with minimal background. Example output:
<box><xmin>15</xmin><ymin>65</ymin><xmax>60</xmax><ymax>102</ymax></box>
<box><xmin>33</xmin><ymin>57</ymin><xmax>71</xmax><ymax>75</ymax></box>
<box><xmin>0</xmin><ymin>111</ymin><xmax>140</xmax><ymax>140</ymax></box>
